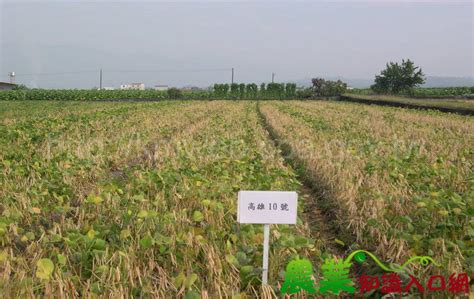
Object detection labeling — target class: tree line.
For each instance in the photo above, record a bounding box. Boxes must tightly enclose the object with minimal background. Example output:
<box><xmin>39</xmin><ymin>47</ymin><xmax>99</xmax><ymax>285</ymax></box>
<box><xmin>212</xmin><ymin>83</ymin><xmax>297</xmax><ymax>99</ymax></box>
<box><xmin>3</xmin><ymin>59</ymin><xmax>461</xmax><ymax>101</ymax></box>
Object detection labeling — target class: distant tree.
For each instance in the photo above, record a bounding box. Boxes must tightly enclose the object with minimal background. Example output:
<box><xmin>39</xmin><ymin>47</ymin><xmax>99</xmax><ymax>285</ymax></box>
<box><xmin>311</xmin><ymin>78</ymin><xmax>347</xmax><ymax>96</ymax></box>
<box><xmin>238</xmin><ymin>83</ymin><xmax>246</xmax><ymax>98</ymax></box>
<box><xmin>260</xmin><ymin>83</ymin><xmax>266</xmax><ymax>96</ymax></box>
<box><xmin>245</xmin><ymin>83</ymin><xmax>258</xmax><ymax>98</ymax></box>
<box><xmin>12</xmin><ymin>84</ymin><xmax>28</xmax><ymax>90</ymax></box>
<box><xmin>230</xmin><ymin>83</ymin><xmax>239</xmax><ymax>98</ymax></box>
<box><xmin>371</xmin><ymin>59</ymin><xmax>425</xmax><ymax>94</ymax></box>
<box><xmin>213</xmin><ymin>84</ymin><xmax>229</xmax><ymax>97</ymax></box>
<box><xmin>296</xmin><ymin>88</ymin><xmax>313</xmax><ymax>99</ymax></box>
<box><xmin>267</xmin><ymin>83</ymin><xmax>285</xmax><ymax>98</ymax></box>
<box><xmin>285</xmin><ymin>83</ymin><xmax>297</xmax><ymax>98</ymax></box>
<box><xmin>167</xmin><ymin>87</ymin><xmax>183</xmax><ymax>99</ymax></box>
<box><xmin>222</xmin><ymin>84</ymin><xmax>230</xmax><ymax>96</ymax></box>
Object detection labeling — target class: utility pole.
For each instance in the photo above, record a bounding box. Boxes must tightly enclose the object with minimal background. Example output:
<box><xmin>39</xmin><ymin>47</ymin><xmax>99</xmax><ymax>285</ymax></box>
<box><xmin>231</xmin><ymin>68</ymin><xmax>234</xmax><ymax>84</ymax></box>
<box><xmin>272</xmin><ymin>72</ymin><xmax>275</xmax><ymax>83</ymax></box>
<box><xmin>99</xmin><ymin>69</ymin><xmax>103</xmax><ymax>90</ymax></box>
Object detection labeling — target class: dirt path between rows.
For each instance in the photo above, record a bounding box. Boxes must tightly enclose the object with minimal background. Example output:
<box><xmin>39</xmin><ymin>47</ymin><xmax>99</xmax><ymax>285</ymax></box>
<box><xmin>256</xmin><ymin>102</ymin><xmax>350</xmax><ymax>259</ymax></box>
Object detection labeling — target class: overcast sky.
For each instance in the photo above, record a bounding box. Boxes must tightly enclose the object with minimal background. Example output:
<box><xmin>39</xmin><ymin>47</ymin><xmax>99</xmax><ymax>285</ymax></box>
<box><xmin>1</xmin><ymin>0</ymin><xmax>472</xmax><ymax>88</ymax></box>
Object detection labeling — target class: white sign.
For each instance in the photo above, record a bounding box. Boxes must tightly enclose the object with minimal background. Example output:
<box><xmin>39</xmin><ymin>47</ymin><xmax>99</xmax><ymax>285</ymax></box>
<box><xmin>237</xmin><ymin>190</ymin><xmax>299</xmax><ymax>285</ymax></box>
<box><xmin>237</xmin><ymin>191</ymin><xmax>298</xmax><ymax>224</ymax></box>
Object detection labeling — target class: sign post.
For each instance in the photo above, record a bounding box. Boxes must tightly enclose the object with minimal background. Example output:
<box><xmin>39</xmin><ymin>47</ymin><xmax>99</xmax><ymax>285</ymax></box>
<box><xmin>237</xmin><ymin>191</ymin><xmax>298</xmax><ymax>285</ymax></box>
<box><xmin>262</xmin><ymin>223</ymin><xmax>270</xmax><ymax>284</ymax></box>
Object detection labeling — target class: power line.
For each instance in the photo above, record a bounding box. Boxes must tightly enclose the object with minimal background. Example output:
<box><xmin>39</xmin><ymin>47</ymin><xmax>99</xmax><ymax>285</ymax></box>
<box><xmin>12</xmin><ymin>70</ymin><xmax>97</xmax><ymax>77</ymax></box>
<box><xmin>10</xmin><ymin>68</ymin><xmax>231</xmax><ymax>77</ymax></box>
<box><xmin>103</xmin><ymin>68</ymin><xmax>230</xmax><ymax>73</ymax></box>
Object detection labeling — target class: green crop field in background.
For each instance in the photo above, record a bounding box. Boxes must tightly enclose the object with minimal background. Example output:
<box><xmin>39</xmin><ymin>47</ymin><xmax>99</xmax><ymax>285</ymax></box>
<box><xmin>342</xmin><ymin>94</ymin><xmax>474</xmax><ymax>112</ymax></box>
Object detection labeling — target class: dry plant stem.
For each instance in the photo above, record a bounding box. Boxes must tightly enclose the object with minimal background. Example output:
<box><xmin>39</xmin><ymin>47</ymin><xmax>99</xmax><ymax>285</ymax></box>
<box><xmin>259</xmin><ymin>100</ymin><xmax>472</xmax><ymax>276</ymax></box>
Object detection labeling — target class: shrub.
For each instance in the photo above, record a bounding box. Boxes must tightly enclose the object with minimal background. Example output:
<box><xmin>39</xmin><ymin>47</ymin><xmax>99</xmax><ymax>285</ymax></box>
<box><xmin>239</xmin><ymin>83</ymin><xmax>246</xmax><ymax>98</ymax></box>
<box><xmin>167</xmin><ymin>88</ymin><xmax>183</xmax><ymax>99</ymax></box>
<box><xmin>230</xmin><ymin>83</ymin><xmax>239</xmax><ymax>98</ymax></box>
<box><xmin>213</xmin><ymin>84</ymin><xmax>229</xmax><ymax>97</ymax></box>
<box><xmin>245</xmin><ymin>83</ymin><xmax>258</xmax><ymax>98</ymax></box>
<box><xmin>296</xmin><ymin>88</ymin><xmax>313</xmax><ymax>99</ymax></box>
<box><xmin>311</xmin><ymin>78</ymin><xmax>347</xmax><ymax>96</ymax></box>
<box><xmin>285</xmin><ymin>83</ymin><xmax>297</xmax><ymax>98</ymax></box>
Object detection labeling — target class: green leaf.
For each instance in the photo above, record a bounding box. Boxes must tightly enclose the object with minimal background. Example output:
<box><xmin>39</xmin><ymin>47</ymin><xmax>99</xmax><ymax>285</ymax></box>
<box><xmin>240</xmin><ymin>265</ymin><xmax>254</xmax><ymax>275</ymax></box>
<box><xmin>140</xmin><ymin>235</ymin><xmax>153</xmax><ymax>249</ymax></box>
<box><xmin>92</xmin><ymin>239</ymin><xmax>107</xmax><ymax>250</ymax></box>
<box><xmin>87</xmin><ymin>229</ymin><xmax>97</xmax><ymax>239</ymax></box>
<box><xmin>132</xmin><ymin>194</ymin><xmax>145</xmax><ymax>201</ymax></box>
<box><xmin>120</xmin><ymin>229</ymin><xmax>131</xmax><ymax>239</ymax></box>
<box><xmin>235</xmin><ymin>251</ymin><xmax>248</xmax><ymax>265</ymax></box>
<box><xmin>97</xmin><ymin>265</ymin><xmax>108</xmax><ymax>273</ymax></box>
<box><xmin>295</xmin><ymin>236</ymin><xmax>309</xmax><ymax>247</ymax></box>
<box><xmin>87</xmin><ymin>194</ymin><xmax>103</xmax><ymax>205</ymax></box>
<box><xmin>36</xmin><ymin>258</ymin><xmax>55</xmax><ymax>281</ymax></box>
<box><xmin>192</xmin><ymin>211</ymin><xmax>204</xmax><ymax>222</ymax></box>
<box><xmin>184</xmin><ymin>290</ymin><xmax>200</xmax><ymax>299</ymax></box>
<box><xmin>184</xmin><ymin>273</ymin><xmax>198</xmax><ymax>288</ymax></box>
<box><xmin>137</xmin><ymin>210</ymin><xmax>149</xmax><ymax>218</ymax></box>
<box><xmin>57</xmin><ymin>254</ymin><xmax>66</xmax><ymax>266</ymax></box>
<box><xmin>25</xmin><ymin>231</ymin><xmax>35</xmax><ymax>241</ymax></box>
<box><xmin>367</xmin><ymin>218</ymin><xmax>379</xmax><ymax>226</ymax></box>
<box><xmin>225</xmin><ymin>254</ymin><xmax>239</xmax><ymax>266</ymax></box>
<box><xmin>173</xmin><ymin>272</ymin><xmax>185</xmax><ymax>288</ymax></box>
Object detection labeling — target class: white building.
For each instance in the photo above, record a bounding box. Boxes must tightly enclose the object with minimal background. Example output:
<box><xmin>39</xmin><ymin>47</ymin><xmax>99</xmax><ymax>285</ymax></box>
<box><xmin>120</xmin><ymin>83</ymin><xmax>145</xmax><ymax>90</ymax></box>
<box><xmin>154</xmin><ymin>85</ymin><xmax>169</xmax><ymax>91</ymax></box>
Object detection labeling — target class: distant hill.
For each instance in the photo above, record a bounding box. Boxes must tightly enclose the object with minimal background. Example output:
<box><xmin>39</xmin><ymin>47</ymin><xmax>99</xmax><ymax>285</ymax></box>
<box><xmin>295</xmin><ymin>76</ymin><xmax>474</xmax><ymax>88</ymax></box>
<box><xmin>422</xmin><ymin>76</ymin><xmax>474</xmax><ymax>88</ymax></box>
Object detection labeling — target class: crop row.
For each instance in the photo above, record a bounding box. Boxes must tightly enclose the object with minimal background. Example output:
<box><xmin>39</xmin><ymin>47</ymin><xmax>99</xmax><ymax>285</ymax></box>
<box><xmin>259</xmin><ymin>101</ymin><xmax>473</xmax><ymax>277</ymax></box>
<box><xmin>0</xmin><ymin>101</ymin><xmax>315</xmax><ymax>297</ymax></box>
<box><xmin>0</xmin><ymin>101</ymin><xmax>222</xmax><ymax>295</ymax></box>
